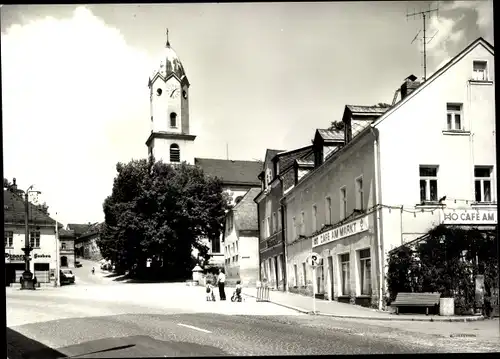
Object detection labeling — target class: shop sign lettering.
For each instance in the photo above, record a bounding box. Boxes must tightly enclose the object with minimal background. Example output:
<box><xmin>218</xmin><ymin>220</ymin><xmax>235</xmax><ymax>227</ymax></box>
<box><xmin>312</xmin><ymin>216</ymin><xmax>369</xmax><ymax>248</ymax></box>
<box><xmin>34</xmin><ymin>253</ymin><xmax>51</xmax><ymax>259</ymax></box>
<box><xmin>5</xmin><ymin>253</ymin><xmax>26</xmax><ymax>261</ymax></box>
<box><xmin>442</xmin><ymin>209</ymin><xmax>497</xmax><ymax>225</ymax></box>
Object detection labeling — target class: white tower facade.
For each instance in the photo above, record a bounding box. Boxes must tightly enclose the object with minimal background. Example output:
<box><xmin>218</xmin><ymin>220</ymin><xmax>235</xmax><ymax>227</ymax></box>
<box><xmin>146</xmin><ymin>34</ymin><xmax>196</xmax><ymax>165</ymax></box>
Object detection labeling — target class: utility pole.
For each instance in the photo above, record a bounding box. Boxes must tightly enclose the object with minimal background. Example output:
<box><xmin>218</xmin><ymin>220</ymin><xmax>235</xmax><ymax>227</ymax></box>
<box><xmin>54</xmin><ymin>212</ymin><xmax>60</xmax><ymax>287</ymax></box>
<box><xmin>21</xmin><ymin>185</ymin><xmax>41</xmax><ymax>290</ymax></box>
<box><xmin>407</xmin><ymin>4</ymin><xmax>439</xmax><ymax>82</ymax></box>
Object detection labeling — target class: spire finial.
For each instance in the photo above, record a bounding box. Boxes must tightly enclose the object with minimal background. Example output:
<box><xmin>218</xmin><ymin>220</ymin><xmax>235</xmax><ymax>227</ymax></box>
<box><xmin>166</xmin><ymin>28</ymin><xmax>170</xmax><ymax>47</ymax></box>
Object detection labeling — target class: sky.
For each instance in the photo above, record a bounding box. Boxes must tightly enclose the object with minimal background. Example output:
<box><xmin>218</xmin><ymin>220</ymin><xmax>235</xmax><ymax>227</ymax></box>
<box><xmin>1</xmin><ymin>1</ymin><xmax>494</xmax><ymax>226</ymax></box>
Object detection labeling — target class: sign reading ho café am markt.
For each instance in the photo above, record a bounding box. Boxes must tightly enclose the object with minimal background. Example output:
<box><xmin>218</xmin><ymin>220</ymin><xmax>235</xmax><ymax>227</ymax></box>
<box><xmin>441</xmin><ymin>209</ymin><xmax>497</xmax><ymax>225</ymax></box>
<box><xmin>312</xmin><ymin>216</ymin><xmax>369</xmax><ymax>248</ymax></box>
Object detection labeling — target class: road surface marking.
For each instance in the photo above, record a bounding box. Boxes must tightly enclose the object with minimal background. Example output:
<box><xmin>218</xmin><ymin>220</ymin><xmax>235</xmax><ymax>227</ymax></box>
<box><xmin>177</xmin><ymin>323</ymin><xmax>212</xmax><ymax>333</ymax></box>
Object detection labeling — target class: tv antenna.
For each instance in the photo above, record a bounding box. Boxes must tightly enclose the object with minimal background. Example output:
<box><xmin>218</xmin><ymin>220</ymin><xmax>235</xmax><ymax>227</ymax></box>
<box><xmin>407</xmin><ymin>3</ymin><xmax>439</xmax><ymax>82</ymax></box>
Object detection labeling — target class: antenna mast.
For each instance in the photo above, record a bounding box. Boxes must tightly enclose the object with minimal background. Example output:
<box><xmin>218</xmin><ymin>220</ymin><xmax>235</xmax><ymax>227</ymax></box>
<box><xmin>407</xmin><ymin>3</ymin><xmax>439</xmax><ymax>82</ymax></box>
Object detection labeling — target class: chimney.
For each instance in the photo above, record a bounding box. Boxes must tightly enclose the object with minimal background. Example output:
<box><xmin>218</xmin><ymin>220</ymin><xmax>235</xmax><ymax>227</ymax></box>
<box><xmin>400</xmin><ymin>75</ymin><xmax>420</xmax><ymax>100</ymax></box>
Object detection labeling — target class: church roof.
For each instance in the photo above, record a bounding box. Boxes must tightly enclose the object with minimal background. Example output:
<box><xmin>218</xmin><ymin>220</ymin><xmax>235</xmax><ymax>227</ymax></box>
<box><xmin>232</xmin><ymin>188</ymin><xmax>260</xmax><ymax>232</ymax></box>
<box><xmin>195</xmin><ymin>158</ymin><xmax>261</xmax><ymax>186</ymax></box>
<box><xmin>150</xmin><ymin>40</ymin><xmax>187</xmax><ymax>83</ymax></box>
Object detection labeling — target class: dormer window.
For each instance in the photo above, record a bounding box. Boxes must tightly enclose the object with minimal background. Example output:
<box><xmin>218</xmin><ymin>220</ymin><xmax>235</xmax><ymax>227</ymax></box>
<box><xmin>170</xmin><ymin>112</ymin><xmax>177</xmax><ymax>128</ymax></box>
<box><xmin>472</xmin><ymin>61</ymin><xmax>488</xmax><ymax>81</ymax></box>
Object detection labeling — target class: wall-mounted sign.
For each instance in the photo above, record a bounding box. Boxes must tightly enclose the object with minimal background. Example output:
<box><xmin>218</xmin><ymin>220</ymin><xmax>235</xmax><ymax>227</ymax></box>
<box><xmin>312</xmin><ymin>215</ymin><xmax>369</xmax><ymax>248</ymax></box>
<box><xmin>5</xmin><ymin>253</ymin><xmax>26</xmax><ymax>261</ymax></box>
<box><xmin>34</xmin><ymin>253</ymin><xmax>51</xmax><ymax>259</ymax></box>
<box><xmin>442</xmin><ymin>209</ymin><xmax>497</xmax><ymax>225</ymax></box>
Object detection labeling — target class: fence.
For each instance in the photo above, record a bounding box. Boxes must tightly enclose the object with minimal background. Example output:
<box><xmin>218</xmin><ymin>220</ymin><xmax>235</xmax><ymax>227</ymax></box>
<box><xmin>256</xmin><ymin>285</ymin><xmax>270</xmax><ymax>302</ymax></box>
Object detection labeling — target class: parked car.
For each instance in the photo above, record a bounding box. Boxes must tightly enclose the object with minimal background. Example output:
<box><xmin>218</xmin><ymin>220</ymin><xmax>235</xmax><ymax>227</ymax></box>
<box><xmin>60</xmin><ymin>269</ymin><xmax>75</xmax><ymax>285</ymax></box>
<box><xmin>75</xmin><ymin>261</ymin><xmax>83</xmax><ymax>268</ymax></box>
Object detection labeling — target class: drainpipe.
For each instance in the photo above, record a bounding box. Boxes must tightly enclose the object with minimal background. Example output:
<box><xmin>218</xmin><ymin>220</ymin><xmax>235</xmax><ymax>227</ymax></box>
<box><xmin>279</xmin><ymin>176</ymin><xmax>288</xmax><ymax>292</ymax></box>
<box><xmin>256</xmin><ymin>197</ymin><xmax>262</xmax><ymax>283</ymax></box>
<box><xmin>370</xmin><ymin>127</ymin><xmax>385</xmax><ymax>311</ymax></box>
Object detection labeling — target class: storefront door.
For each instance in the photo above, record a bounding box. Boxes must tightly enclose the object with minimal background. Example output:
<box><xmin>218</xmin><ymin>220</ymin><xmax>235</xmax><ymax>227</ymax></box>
<box><xmin>34</xmin><ymin>263</ymin><xmax>50</xmax><ymax>283</ymax></box>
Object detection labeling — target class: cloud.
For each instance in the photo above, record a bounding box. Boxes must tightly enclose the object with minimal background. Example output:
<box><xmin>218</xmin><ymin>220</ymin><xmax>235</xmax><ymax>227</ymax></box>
<box><xmin>1</xmin><ymin>6</ymin><xmax>154</xmax><ymax>225</ymax></box>
<box><xmin>426</xmin><ymin>0</ymin><xmax>493</xmax><ymax>74</ymax></box>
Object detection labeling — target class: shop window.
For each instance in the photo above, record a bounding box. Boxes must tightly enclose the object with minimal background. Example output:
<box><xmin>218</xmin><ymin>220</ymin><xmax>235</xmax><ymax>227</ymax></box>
<box><xmin>340</xmin><ymin>253</ymin><xmax>350</xmax><ymax>296</ymax></box>
<box><xmin>419</xmin><ymin>166</ymin><xmax>438</xmax><ymax>203</ymax></box>
<box><xmin>358</xmin><ymin>248</ymin><xmax>371</xmax><ymax>295</ymax></box>
<box><xmin>5</xmin><ymin>231</ymin><xmax>13</xmax><ymax>247</ymax></box>
<box><xmin>475</xmin><ymin>166</ymin><xmax>493</xmax><ymax>202</ymax></box>
<box><xmin>30</xmin><ymin>231</ymin><xmax>40</xmax><ymax>248</ymax></box>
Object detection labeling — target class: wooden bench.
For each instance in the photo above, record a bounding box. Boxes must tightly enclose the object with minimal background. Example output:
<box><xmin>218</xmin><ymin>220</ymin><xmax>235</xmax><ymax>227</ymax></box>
<box><xmin>391</xmin><ymin>292</ymin><xmax>441</xmax><ymax>315</ymax></box>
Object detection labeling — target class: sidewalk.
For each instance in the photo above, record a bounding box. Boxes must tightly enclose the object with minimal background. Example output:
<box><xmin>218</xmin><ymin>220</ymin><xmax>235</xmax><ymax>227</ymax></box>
<box><xmin>242</xmin><ymin>287</ymin><xmax>485</xmax><ymax>322</ymax></box>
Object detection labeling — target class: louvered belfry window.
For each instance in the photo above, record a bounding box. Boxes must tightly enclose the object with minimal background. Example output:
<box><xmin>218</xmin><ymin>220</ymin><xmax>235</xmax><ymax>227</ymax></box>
<box><xmin>170</xmin><ymin>144</ymin><xmax>180</xmax><ymax>162</ymax></box>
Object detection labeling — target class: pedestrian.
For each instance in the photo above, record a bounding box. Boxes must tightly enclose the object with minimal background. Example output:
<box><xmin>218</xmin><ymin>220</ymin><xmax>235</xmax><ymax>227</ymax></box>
<box><xmin>92</xmin><ymin>267</ymin><xmax>95</xmax><ymax>275</ymax></box>
<box><xmin>217</xmin><ymin>268</ymin><xmax>226</xmax><ymax>301</ymax></box>
<box><xmin>33</xmin><ymin>276</ymin><xmax>37</xmax><ymax>290</ymax></box>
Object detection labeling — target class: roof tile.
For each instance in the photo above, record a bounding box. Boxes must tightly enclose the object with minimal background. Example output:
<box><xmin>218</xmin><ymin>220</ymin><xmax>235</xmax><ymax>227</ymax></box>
<box><xmin>195</xmin><ymin>158</ymin><xmax>261</xmax><ymax>185</ymax></box>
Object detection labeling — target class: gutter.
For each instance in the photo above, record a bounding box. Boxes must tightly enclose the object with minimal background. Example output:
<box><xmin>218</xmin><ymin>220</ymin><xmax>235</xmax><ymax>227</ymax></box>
<box><xmin>278</xmin><ymin>175</ymin><xmax>288</xmax><ymax>292</ymax></box>
<box><xmin>369</xmin><ymin>126</ymin><xmax>385</xmax><ymax>311</ymax></box>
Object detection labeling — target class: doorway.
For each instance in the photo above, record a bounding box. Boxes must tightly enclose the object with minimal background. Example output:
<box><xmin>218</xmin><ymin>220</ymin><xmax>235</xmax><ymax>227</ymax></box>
<box><xmin>5</xmin><ymin>263</ymin><xmax>25</xmax><ymax>286</ymax></box>
<box><xmin>61</xmin><ymin>256</ymin><xmax>68</xmax><ymax>267</ymax></box>
<box><xmin>34</xmin><ymin>263</ymin><xmax>50</xmax><ymax>283</ymax></box>
<box><xmin>328</xmin><ymin>256</ymin><xmax>334</xmax><ymax>300</ymax></box>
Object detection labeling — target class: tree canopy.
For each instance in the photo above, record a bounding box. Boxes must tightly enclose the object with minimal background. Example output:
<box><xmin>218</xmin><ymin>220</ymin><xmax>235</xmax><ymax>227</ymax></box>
<box><xmin>98</xmin><ymin>158</ymin><xmax>229</xmax><ymax>280</ymax></box>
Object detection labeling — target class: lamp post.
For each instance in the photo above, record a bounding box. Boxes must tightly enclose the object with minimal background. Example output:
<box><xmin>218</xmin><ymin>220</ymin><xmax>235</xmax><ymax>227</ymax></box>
<box><xmin>54</xmin><ymin>212</ymin><xmax>60</xmax><ymax>287</ymax></box>
<box><xmin>21</xmin><ymin>185</ymin><xmax>41</xmax><ymax>290</ymax></box>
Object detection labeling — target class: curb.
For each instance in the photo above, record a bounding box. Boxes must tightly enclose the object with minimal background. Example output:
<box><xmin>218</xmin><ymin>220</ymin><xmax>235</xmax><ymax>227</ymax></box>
<box><xmin>243</xmin><ymin>293</ymin><xmax>485</xmax><ymax>322</ymax></box>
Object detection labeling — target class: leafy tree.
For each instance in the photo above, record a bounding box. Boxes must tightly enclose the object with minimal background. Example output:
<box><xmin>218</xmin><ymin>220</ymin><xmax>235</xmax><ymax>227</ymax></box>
<box><xmin>329</xmin><ymin>121</ymin><xmax>345</xmax><ymax>131</ymax></box>
<box><xmin>4</xmin><ymin>178</ymin><xmax>12</xmax><ymax>189</ymax></box>
<box><xmin>98</xmin><ymin>158</ymin><xmax>229</xmax><ymax>280</ymax></box>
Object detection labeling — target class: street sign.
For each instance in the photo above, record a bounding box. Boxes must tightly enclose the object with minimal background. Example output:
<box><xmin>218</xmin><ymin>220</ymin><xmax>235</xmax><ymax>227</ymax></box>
<box><xmin>307</xmin><ymin>252</ymin><xmax>323</xmax><ymax>267</ymax></box>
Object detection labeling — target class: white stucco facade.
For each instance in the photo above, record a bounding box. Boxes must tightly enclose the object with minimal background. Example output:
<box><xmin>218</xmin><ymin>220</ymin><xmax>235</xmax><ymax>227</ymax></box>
<box><xmin>376</xmin><ymin>39</ymin><xmax>496</xmax><ymax>254</ymax></box>
<box><xmin>5</xmin><ymin>225</ymin><xmax>57</xmax><ymax>284</ymax></box>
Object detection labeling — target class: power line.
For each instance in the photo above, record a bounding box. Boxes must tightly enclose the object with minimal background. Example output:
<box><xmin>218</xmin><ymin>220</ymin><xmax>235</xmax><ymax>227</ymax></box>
<box><xmin>407</xmin><ymin>3</ymin><xmax>439</xmax><ymax>81</ymax></box>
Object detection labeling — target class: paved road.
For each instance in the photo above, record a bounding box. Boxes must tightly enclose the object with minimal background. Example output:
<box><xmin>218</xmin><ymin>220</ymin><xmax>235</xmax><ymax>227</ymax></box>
<box><xmin>8</xmin><ymin>284</ymin><xmax>500</xmax><ymax>357</ymax></box>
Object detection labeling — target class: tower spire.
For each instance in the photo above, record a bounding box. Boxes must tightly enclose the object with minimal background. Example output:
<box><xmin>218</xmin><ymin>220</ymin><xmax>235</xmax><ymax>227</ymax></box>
<box><xmin>166</xmin><ymin>28</ymin><xmax>170</xmax><ymax>47</ymax></box>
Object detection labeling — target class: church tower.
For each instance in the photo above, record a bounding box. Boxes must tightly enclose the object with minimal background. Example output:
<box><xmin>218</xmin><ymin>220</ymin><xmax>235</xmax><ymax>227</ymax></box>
<box><xmin>146</xmin><ymin>31</ymin><xmax>196</xmax><ymax>165</ymax></box>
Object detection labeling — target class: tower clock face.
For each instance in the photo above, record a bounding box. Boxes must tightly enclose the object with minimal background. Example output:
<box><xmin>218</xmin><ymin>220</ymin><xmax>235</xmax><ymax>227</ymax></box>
<box><xmin>166</xmin><ymin>84</ymin><xmax>180</xmax><ymax>98</ymax></box>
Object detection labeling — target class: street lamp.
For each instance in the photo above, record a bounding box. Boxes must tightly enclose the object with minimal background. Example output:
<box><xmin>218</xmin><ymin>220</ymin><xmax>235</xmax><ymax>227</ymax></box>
<box><xmin>21</xmin><ymin>185</ymin><xmax>41</xmax><ymax>290</ymax></box>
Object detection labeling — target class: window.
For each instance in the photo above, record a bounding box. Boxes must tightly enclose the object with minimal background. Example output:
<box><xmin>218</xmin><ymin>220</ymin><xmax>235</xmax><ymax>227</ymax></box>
<box><xmin>5</xmin><ymin>231</ymin><xmax>13</xmax><ymax>247</ymax></box>
<box><xmin>475</xmin><ymin>167</ymin><xmax>493</xmax><ymax>202</ymax></box>
<box><xmin>266</xmin><ymin>217</ymin><xmax>270</xmax><ymax>237</ymax></box>
<box><xmin>340</xmin><ymin>187</ymin><xmax>347</xmax><ymax>219</ymax></box>
<box><xmin>261</xmin><ymin>219</ymin><xmax>265</xmax><ymax>239</ymax></box>
<box><xmin>325</xmin><ymin>197</ymin><xmax>332</xmax><ymax>225</ymax></box>
<box><xmin>170</xmin><ymin>112</ymin><xmax>177</xmax><ymax>127</ymax></box>
<box><xmin>300</xmin><ymin>211</ymin><xmax>305</xmax><ymax>235</ymax></box>
<box><xmin>292</xmin><ymin>217</ymin><xmax>296</xmax><ymax>239</ymax></box>
<box><xmin>446</xmin><ymin>103</ymin><xmax>463</xmax><ymax>130</ymax></box>
<box><xmin>419</xmin><ymin>166</ymin><xmax>438</xmax><ymax>202</ymax></box>
<box><xmin>340</xmin><ymin>253</ymin><xmax>350</xmax><ymax>295</ymax></box>
<box><xmin>277</xmin><ymin>208</ymin><xmax>282</xmax><ymax>230</ymax></box>
<box><xmin>61</xmin><ymin>242</ymin><xmax>66</xmax><ymax>250</ymax></box>
<box><xmin>294</xmin><ymin>264</ymin><xmax>298</xmax><ymax>287</ymax></box>
<box><xmin>211</xmin><ymin>237</ymin><xmax>221</xmax><ymax>253</ymax></box>
<box><xmin>169</xmin><ymin>144</ymin><xmax>180</xmax><ymax>162</ymax></box>
<box><xmin>355</xmin><ymin>176</ymin><xmax>364</xmax><ymax>210</ymax></box>
<box><xmin>473</xmin><ymin>60</ymin><xmax>488</xmax><ymax>81</ymax></box>
<box><xmin>312</xmin><ymin>205</ymin><xmax>317</xmax><ymax>232</ymax></box>
<box><xmin>302</xmin><ymin>262</ymin><xmax>307</xmax><ymax>286</ymax></box>
<box><xmin>235</xmin><ymin>241</ymin><xmax>239</xmax><ymax>254</ymax></box>
<box><xmin>30</xmin><ymin>231</ymin><xmax>40</xmax><ymax>248</ymax></box>
<box><xmin>272</xmin><ymin>212</ymin><xmax>277</xmax><ymax>233</ymax></box>
<box><xmin>359</xmin><ymin>249</ymin><xmax>371</xmax><ymax>295</ymax></box>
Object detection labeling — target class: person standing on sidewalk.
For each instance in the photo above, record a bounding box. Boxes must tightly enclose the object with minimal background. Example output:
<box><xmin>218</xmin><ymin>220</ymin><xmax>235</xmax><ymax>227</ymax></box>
<box><xmin>217</xmin><ymin>269</ymin><xmax>226</xmax><ymax>301</ymax></box>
